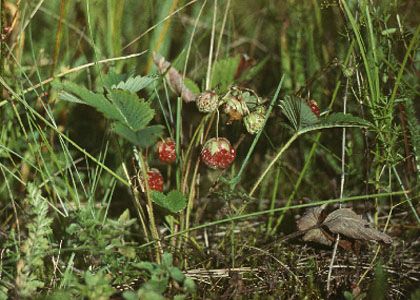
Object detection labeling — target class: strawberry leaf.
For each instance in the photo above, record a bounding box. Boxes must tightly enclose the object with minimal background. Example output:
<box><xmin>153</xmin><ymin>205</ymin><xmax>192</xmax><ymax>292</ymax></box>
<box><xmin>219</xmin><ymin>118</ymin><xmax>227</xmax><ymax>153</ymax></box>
<box><xmin>151</xmin><ymin>190</ymin><xmax>186</xmax><ymax>213</ymax></box>
<box><xmin>55</xmin><ymin>81</ymin><xmax>122</xmax><ymax>121</ymax></box>
<box><xmin>112</xmin><ymin>124</ymin><xmax>163</xmax><ymax>147</ymax></box>
<box><xmin>112</xmin><ymin>75</ymin><xmax>156</xmax><ymax>93</ymax></box>
<box><xmin>211</xmin><ymin>55</ymin><xmax>241</xmax><ymax>92</ymax></box>
<box><xmin>108</xmin><ymin>89</ymin><xmax>154</xmax><ymax>131</ymax></box>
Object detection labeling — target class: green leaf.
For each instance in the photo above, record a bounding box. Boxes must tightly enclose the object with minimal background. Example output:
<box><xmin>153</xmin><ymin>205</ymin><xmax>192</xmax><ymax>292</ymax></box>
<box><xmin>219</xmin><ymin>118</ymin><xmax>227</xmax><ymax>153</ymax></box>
<box><xmin>151</xmin><ymin>191</ymin><xmax>167</xmax><ymax>208</ymax></box>
<box><xmin>280</xmin><ymin>95</ymin><xmax>318</xmax><ymax>131</ymax></box>
<box><xmin>119</xmin><ymin>246</ymin><xmax>136</xmax><ymax>259</ymax></box>
<box><xmin>113</xmin><ymin>124</ymin><xmax>163</xmax><ymax>147</ymax></box>
<box><xmin>102</xmin><ymin>71</ymin><xmax>126</xmax><ymax>89</ymax></box>
<box><xmin>297</xmin><ymin>113</ymin><xmax>372</xmax><ymax>134</ymax></box>
<box><xmin>322</xmin><ymin>113</ymin><xmax>371</xmax><ymax>127</ymax></box>
<box><xmin>183</xmin><ymin>278</ymin><xmax>196</xmax><ymax>293</ymax></box>
<box><xmin>135</xmin><ymin>125</ymin><xmax>165</xmax><ymax>147</ymax></box>
<box><xmin>112</xmin><ymin>75</ymin><xmax>156</xmax><ymax>93</ymax></box>
<box><xmin>165</xmin><ymin>190</ymin><xmax>187</xmax><ymax>213</ymax></box>
<box><xmin>183</xmin><ymin>77</ymin><xmax>200</xmax><ymax>95</ymax></box>
<box><xmin>55</xmin><ymin>81</ymin><xmax>122</xmax><ymax>121</ymax></box>
<box><xmin>238</xmin><ymin>56</ymin><xmax>269</xmax><ymax>82</ymax></box>
<box><xmin>169</xmin><ymin>267</ymin><xmax>185</xmax><ymax>282</ymax></box>
<box><xmin>137</xmin><ymin>289</ymin><xmax>165</xmax><ymax>300</ymax></box>
<box><xmin>58</xmin><ymin>91</ymin><xmax>85</xmax><ymax>104</ymax></box>
<box><xmin>210</xmin><ymin>55</ymin><xmax>241</xmax><ymax>92</ymax></box>
<box><xmin>151</xmin><ymin>190</ymin><xmax>187</xmax><ymax>213</ymax></box>
<box><xmin>162</xmin><ymin>252</ymin><xmax>173</xmax><ymax>267</ymax></box>
<box><xmin>122</xmin><ymin>291</ymin><xmax>138</xmax><ymax>300</ymax></box>
<box><xmin>135</xmin><ymin>261</ymin><xmax>156</xmax><ymax>273</ymax></box>
<box><xmin>142</xmin><ymin>275</ymin><xmax>168</xmax><ymax>294</ymax></box>
<box><xmin>108</xmin><ymin>90</ymin><xmax>155</xmax><ymax>131</ymax></box>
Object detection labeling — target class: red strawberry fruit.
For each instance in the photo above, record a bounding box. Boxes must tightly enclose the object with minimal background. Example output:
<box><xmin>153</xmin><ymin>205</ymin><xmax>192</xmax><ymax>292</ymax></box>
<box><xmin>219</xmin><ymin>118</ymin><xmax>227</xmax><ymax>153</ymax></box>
<box><xmin>308</xmin><ymin>99</ymin><xmax>320</xmax><ymax>117</ymax></box>
<box><xmin>201</xmin><ymin>137</ymin><xmax>236</xmax><ymax>169</ymax></box>
<box><xmin>156</xmin><ymin>138</ymin><xmax>176</xmax><ymax>164</ymax></box>
<box><xmin>146</xmin><ymin>168</ymin><xmax>164</xmax><ymax>192</ymax></box>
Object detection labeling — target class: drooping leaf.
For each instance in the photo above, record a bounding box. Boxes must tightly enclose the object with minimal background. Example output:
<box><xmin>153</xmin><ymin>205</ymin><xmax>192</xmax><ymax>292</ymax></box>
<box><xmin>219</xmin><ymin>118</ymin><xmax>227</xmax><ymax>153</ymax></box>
<box><xmin>108</xmin><ymin>89</ymin><xmax>155</xmax><ymax>131</ymax></box>
<box><xmin>297</xmin><ymin>207</ymin><xmax>393</xmax><ymax>247</ymax></box>
<box><xmin>296</xmin><ymin>207</ymin><xmax>332</xmax><ymax>246</ymax></box>
<box><xmin>55</xmin><ymin>81</ymin><xmax>122</xmax><ymax>121</ymax></box>
<box><xmin>112</xmin><ymin>75</ymin><xmax>156</xmax><ymax>93</ymax></box>
<box><xmin>323</xmin><ymin>208</ymin><xmax>392</xmax><ymax>244</ymax></box>
<box><xmin>210</xmin><ymin>55</ymin><xmax>241</xmax><ymax>92</ymax></box>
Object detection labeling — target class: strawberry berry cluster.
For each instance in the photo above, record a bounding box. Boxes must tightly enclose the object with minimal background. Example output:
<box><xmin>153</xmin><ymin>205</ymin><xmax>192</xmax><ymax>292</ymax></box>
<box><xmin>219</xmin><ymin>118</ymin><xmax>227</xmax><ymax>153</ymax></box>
<box><xmin>145</xmin><ymin>87</ymin><xmax>321</xmax><ymax>192</ymax></box>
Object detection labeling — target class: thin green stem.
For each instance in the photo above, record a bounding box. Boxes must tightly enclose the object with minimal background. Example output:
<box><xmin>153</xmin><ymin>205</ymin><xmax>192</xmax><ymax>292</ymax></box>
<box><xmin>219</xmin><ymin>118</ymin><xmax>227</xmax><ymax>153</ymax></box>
<box><xmin>230</xmin><ymin>75</ymin><xmax>284</xmax><ymax>190</ymax></box>
<box><xmin>138</xmin><ymin>190</ymin><xmax>409</xmax><ymax>250</ymax></box>
<box><xmin>250</xmin><ymin>133</ymin><xmax>299</xmax><ymax>197</ymax></box>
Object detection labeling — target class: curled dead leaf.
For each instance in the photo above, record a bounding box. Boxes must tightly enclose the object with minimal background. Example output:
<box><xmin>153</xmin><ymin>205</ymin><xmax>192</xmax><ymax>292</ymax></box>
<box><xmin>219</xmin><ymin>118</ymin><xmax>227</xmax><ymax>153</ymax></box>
<box><xmin>153</xmin><ymin>52</ymin><xmax>196</xmax><ymax>103</ymax></box>
<box><xmin>296</xmin><ymin>206</ymin><xmax>392</xmax><ymax>247</ymax></box>
<box><xmin>323</xmin><ymin>208</ymin><xmax>392</xmax><ymax>244</ymax></box>
<box><xmin>296</xmin><ymin>207</ymin><xmax>332</xmax><ymax>246</ymax></box>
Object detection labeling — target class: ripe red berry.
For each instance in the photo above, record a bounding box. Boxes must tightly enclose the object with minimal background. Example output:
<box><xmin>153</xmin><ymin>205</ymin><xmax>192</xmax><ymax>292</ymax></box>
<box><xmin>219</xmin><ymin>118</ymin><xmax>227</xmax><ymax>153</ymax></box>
<box><xmin>308</xmin><ymin>99</ymin><xmax>320</xmax><ymax>117</ymax></box>
<box><xmin>156</xmin><ymin>138</ymin><xmax>176</xmax><ymax>164</ymax></box>
<box><xmin>146</xmin><ymin>168</ymin><xmax>164</xmax><ymax>192</ymax></box>
<box><xmin>200</xmin><ymin>137</ymin><xmax>236</xmax><ymax>169</ymax></box>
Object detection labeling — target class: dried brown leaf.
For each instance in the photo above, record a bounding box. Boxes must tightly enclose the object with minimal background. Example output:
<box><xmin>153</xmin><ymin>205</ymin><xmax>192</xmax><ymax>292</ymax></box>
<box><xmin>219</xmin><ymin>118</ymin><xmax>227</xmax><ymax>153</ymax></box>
<box><xmin>153</xmin><ymin>52</ymin><xmax>196</xmax><ymax>103</ymax></box>
<box><xmin>296</xmin><ymin>207</ymin><xmax>332</xmax><ymax>246</ymax></box>
<box><xmin>323</xmin><ymin>208</ymin><xmax>392</xmax><ymax>244</ymax></box>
